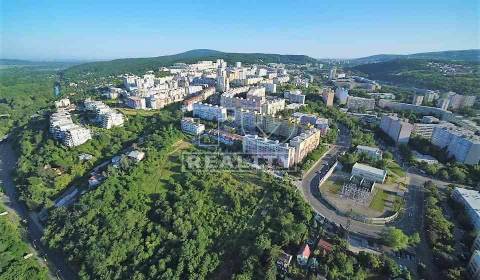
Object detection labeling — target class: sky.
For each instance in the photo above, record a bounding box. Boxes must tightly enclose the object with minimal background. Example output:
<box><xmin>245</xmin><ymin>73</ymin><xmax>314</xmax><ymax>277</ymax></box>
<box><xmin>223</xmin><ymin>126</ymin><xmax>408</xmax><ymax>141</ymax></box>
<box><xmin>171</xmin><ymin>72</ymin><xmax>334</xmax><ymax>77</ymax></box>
<box><xmin>1</xmin><ymin>0</ymin><xmax>479</xmax><ymax>61</ymax></box>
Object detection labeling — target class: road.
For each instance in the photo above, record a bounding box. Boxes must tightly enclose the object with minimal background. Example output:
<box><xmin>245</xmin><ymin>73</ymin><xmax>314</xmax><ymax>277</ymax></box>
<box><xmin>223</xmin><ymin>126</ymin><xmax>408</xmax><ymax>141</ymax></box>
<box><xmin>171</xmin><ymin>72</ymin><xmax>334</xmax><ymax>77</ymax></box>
<box><xmin>0</xmin><ymin>140</ymin><xmax>77</xmax><ymax>280</ymax></box>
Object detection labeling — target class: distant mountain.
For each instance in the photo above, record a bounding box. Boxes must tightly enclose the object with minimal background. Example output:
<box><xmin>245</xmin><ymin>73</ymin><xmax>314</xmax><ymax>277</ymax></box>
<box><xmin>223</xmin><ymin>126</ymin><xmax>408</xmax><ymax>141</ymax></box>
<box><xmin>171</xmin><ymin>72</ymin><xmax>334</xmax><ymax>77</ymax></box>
<box><xmin>65</xmin><ymin>49</ymin><xmax>318</xmax><ymax>76</ymax></box>
<box><xmin>0</xmin><ymin>59</ymin><xmax>40</xmax><ymax>66</ymax></box>
<box><xmin>351</xmin><ymin>49</ymin><xmax>480</xmax><ymax>65</ymax></box>
<box><xmin>352</xmin><ymin>58</ymin><xmax>480</xmax><ymax>95</ymax></box>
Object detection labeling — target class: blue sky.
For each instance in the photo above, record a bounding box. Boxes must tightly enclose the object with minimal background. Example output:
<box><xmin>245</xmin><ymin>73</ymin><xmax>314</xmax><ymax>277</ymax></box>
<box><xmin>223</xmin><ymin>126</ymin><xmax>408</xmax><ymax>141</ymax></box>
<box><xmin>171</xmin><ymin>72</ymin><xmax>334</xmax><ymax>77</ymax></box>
<box><xmin>1</xmin><ymin>0</ymin><xmax>479</xmax><ymax>60</ymax></box>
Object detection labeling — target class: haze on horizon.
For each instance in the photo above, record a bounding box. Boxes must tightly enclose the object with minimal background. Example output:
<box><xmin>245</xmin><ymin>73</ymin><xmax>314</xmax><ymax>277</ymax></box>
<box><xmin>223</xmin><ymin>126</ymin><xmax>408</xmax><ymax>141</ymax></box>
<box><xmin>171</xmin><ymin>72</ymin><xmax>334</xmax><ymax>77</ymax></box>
<box><xmin>1</xmin><ymin>0</ymin><xmax>479</xmax><ymax>61</ymax></box>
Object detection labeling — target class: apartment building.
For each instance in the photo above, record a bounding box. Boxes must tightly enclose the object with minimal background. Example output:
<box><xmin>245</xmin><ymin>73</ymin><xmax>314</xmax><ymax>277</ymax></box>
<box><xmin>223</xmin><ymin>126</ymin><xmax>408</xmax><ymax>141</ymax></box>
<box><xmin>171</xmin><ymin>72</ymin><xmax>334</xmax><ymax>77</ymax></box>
<box><xmin>125</xmin><ymin>96</ymin><xmax>147</xmax><ymax>109</ymax></box>
<box><xmin>351</xmin><ymin>163</ymin><xmax>387</xmax><ymax>183</ymax></box>
<box><xmin>380</xmin><ymin>115</ymin><xmax>414</xmax><ymax>144</ymax></box>
<box><xmin>284</xmin><ymin>90</ymin><xmax>306</xmax><ymax>104</ymax></box>
<box><xmin>412</xmin><ymin>94</ymin><xmax>424</xmax><ymax>106</ymax></box>
<box><xmin>378</xmin><ymin>99</ymin><xmax>452</xmax><ymax>120</ymax></box>
<box><xmin>50</xmin><ymin>110</ymin><xmax>92</xmax><ymax>147</ymax></box>
<box><xmin>346</xmin><ymin>96</ymin><xmax>375</xmax><ymax>111</ymax></box>
<box><xmin>448</xmin><ymin>93</ymin><xmax>476</xmax><ymax>110</ymax></box>
<box><xmin>335</xmin><ymin>87</ymin><xmax>349</xmax><ymax>105</ymax></box>
<box><xmin>431</xmin><ymin>126</ymin><xmax>480</xmax><ymax>165</ymax></box>
<box><xmin>181</xmin><ymin>117</ymin><xmax>205</xmax><ymax>135</ymax></box>
<box><xmin>292</xmin><ymin>112</ymin><xmax>329</xmax><ymax>135</ymax></box>
<box><xmin>452</xmin><ymin>188</ymin><xmax>480</xmax><ymax>230</ymax></box>
<box><xmin>467</xmin><ymin>251</ymin><xmax>480</xmax><ymax>280</ymax></box>
<box><xmin>220</xmin><ymin>87</ymin><xmax>285</xmax><ymax>115</ymax></box>
<box><xmin>192</xmin><ymin>103</ymin><xmax>227</xmax><ymax>122</ymax></box>
<box><xmin>322</xmin><ymin>88</ymin><xmax>335</xmax><ymax>107</ymax></box>
<box><xmin>84</xmin><ymin>99</ymin><xmax>124</xmax><ymax>129</ymax></box>
<box><xmin>242</xmin><ymin>134</ymin><xmax>295</xmax><ymax>168</ymax></box>
<box><xmin>289</xmin><ymin>129</ymin><xmax>321</xmax><ymax>164</ymax></box>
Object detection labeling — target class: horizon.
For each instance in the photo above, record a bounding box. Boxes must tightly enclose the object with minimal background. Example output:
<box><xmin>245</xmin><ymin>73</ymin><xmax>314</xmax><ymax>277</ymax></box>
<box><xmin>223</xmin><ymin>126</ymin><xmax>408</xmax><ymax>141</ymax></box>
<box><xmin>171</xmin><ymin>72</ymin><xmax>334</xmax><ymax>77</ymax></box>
<box><xmin>1</xmin><ymin>0</ymin><xmax>479</xmax><ymax>60</ymax></box>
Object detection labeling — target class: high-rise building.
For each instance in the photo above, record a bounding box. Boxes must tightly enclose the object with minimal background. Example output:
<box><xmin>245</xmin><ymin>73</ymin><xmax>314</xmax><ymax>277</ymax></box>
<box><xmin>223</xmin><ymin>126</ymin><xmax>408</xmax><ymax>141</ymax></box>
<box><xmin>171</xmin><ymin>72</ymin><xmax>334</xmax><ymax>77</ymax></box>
<box><xmin>431</xmin><ymin>126</ymin><xmax>480</xmax><ymax>165</ymax></box>
<box><xmin>412</xmin><ymin>94</ymin><xmax>424</xmax><ymax>106</ymax></box>
<box><xmin>335</xmin><ymin>87</ymin><xmax>349</xmax><ymax>105</ymax></box>
<box><xmin>181</xmin><ymin>117</ymin><xmax>205</xmax><ymax>135</ymax></box>
<box><xmin>448</xmin><ymin>93</ymin><xmax>476</xmax><ymax>110</ymax></box>
<box><xmin>193</xmin><ymin>103</ymin><xmax>227</xmax><ymax>122</ymax></box>
<box><xmin>322</xmin><ymin>88</ymin><xmax>335</xmax><ymax>107</ymax></box>
<box><xmin>380</xmin><ymin>115</ymin><xmax>413</xmax><ymax>144</ymax></box>
<box><xmin>242</xmin><ymin>135</ymin><xmax>295</xmax><ymax>168</ymax></box>
<box><xmin>329</xmin><ymin>67</ymin><xmax>337</xmax><ymax>80</ymax></box>
<box><xmin>284</xmin><ymin>90</ymin><xmax>306</xmax><ymax>104</ymax></box>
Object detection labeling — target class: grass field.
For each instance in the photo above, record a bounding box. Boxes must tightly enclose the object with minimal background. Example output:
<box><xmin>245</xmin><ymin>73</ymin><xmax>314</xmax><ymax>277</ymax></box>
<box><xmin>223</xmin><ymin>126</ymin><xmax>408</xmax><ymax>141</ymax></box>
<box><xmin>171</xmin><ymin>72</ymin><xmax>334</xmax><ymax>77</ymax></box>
<box><xmin>134</xmin><ymin>140</ymin><xmax>191</xmax><ymax>194</ymax></box>
<box><xmin>369</xmin><ymin>188</ymin><xmax>387</xmax><ymax>212</ymax></box>
<box><xmin>322</xmin><ymin>178</ymin><xmax>343</xmax><ymax>194</ymax></box>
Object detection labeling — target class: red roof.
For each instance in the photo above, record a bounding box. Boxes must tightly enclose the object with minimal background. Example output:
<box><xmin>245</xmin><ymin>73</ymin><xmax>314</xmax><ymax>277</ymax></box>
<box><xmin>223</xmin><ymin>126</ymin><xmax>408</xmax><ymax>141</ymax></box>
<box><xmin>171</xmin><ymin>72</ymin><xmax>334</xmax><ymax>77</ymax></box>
<box><xmin>298</xmin><ymin>244</ymin><xmax>311</xmax><ymax>258</ymax></box>
<box><xmin>318</xmin><ymin>239</ymin><xmax>333</xmax><ymax>252</ymax></box>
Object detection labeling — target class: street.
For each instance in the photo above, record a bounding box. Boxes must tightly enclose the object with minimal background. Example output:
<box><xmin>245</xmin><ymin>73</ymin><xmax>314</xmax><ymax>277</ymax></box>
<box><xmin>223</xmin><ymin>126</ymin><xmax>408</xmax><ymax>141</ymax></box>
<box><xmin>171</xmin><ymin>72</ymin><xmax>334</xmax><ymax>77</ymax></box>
<box><xmin>0</xmin><ymin>140</ymin><xmax>77</xmax><ymax>280</ymax></box>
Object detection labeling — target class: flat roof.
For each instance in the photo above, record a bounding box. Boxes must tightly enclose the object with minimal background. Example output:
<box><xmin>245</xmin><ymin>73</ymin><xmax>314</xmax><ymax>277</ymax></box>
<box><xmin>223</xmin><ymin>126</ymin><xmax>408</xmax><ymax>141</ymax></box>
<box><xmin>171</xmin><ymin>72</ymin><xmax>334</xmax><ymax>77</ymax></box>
<box><xmin>455</xmin><ymin>187</ymin><xmax>480</xmax><ymax>216</ymax></box>
<box><xmin>356</xmin><ymin>145</ymin><xmax>380</xmax><ymax>153</ymax></box>
<box><xmin>352</xmin><ymin>163</ymin><xmax>386</xmax><ymax>177</ymax></box>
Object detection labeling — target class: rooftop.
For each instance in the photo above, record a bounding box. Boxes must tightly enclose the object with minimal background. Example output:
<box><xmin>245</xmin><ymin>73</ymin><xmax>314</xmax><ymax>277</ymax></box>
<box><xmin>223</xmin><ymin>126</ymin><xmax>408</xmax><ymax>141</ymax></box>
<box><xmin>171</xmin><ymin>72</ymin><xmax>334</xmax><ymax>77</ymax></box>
<box><xmin>454</xmin><ymin>187</ymin><xmax>480</xmax><ymax>216</ymax></box>
<box><xmin>352</xmin><ymin>163</ymin><xmax>387</xmax><ymax>177</ymax></box>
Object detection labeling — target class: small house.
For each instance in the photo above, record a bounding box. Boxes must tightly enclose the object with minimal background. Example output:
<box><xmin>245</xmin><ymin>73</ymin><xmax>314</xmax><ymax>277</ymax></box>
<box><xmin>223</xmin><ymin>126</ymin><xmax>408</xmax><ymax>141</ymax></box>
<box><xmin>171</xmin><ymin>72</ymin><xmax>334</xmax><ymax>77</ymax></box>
<box><xmin>297</xmin><ymin>244</ymin><xmax>311</xmax><ymax>266</ymax></box>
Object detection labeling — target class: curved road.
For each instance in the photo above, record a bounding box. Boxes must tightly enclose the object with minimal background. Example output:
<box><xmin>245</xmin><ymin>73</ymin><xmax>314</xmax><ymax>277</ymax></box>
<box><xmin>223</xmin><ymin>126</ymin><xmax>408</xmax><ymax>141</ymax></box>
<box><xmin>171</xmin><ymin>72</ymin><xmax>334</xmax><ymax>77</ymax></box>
<box><xmin>0</xmin><ymin>140</ymin><xmax>77</xmax><ymax>280</ymax></box>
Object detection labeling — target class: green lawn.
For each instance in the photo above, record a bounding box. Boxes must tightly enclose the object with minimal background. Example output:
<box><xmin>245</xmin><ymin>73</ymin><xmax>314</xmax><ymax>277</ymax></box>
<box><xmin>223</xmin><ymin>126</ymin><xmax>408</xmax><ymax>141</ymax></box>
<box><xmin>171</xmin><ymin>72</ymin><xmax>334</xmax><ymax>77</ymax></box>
<box><xmin>369</xmin><ymin>188</ymin><xmax>387</xmax><ymax>212</ymax></box>
<box><xmin>322</xmin><ymin>179</ymin><xmax>343</xmax><ymax>194</ymax></box>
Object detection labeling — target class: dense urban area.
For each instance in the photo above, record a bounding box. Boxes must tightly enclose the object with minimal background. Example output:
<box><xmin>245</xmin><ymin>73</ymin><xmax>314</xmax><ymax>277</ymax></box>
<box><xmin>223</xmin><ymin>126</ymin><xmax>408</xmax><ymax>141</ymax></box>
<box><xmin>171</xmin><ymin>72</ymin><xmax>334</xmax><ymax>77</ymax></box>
<box><xmin>1</xmin><ymin>48</ymin><xmax>480</xmax><ymax>280</ymax></box>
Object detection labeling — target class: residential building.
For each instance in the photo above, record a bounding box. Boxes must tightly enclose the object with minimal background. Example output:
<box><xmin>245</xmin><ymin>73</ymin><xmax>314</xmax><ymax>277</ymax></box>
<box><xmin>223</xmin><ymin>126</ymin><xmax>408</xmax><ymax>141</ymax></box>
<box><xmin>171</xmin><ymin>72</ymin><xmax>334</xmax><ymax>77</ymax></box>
<box><xmin>329</xmin><ymin>68</ymin><xmax>337</xmax><ymax>80</ymax></box>
<box><xmin>50</xmin><ymin>110</ymin><xmax>92</xmax><ymax>147</ymax></box>
<box><xmin>206</xmin><ymin>129</ymin><xmax>243</xmax><ymax>145</ymax></box>
<box><xmin>356</xmin><ymin>145</ymin><xmax>382</xmax><ymax>160</ymax></box>
<box><xmin>335</xmin><ymin>87</ymin><xmax>349</xmax><ymax>104</ymax></box>
<box><xmin>452</xmin><ymin>188</ymin><xmax>480</xmax><ymax>231</ymax></box>
<box><xmin>284</xmin><ymin>90</ymin><xmax>306</xmax><ymax>104</ymax></box>
<box><xmin>351</xmin><ymin>163</ymin><xmax>387</xmax><ymax>183</ymax></box>
<box><xmin>448</xmin><ymin>93</ymin><xmax>476</xmax><ymax>110</ymax></box>
<box><xmin>242</xmin><ymin>134</ymin><xmax>295</xmax><ymax>168</ymax></box>
<box><xmin>292</xmin><ymin>112</ymin><xmax>329</xmax><ymax>134</ymax></box>
<box><xmin>54</xmin><ymin>98</ymin><xmax>71</xmax><ymax>108</ymax></box>
<box><xmin>322</xmin><ymin>87</ymin><xmax>335</xmax><ymax>107</ymax></box>
<box><xmin>84</xmin><ymin>99</ymin><xmax>124</xmax><ymax>129</ymax></box>
<box><xmin>412</xmin><ymin>94</ymin><xmax>424</xmax><ymax>106</ymax></box>
<box><xmin>368</xmin><ymin>92</ymin><xmax>395</xmax><ymax>100</ymax></box>
<box><xmin>437</xmin><ymin>98</ymin><xmax>450</xmax><ymax>110</ymax></box>
<box><xmin>100</xmin><ymin>111</ymin><xmax>124</xmax><ymax>129</ymax></box>
<box><xmin>297</xmin><ymin>244</ymin><xmax>311</xmax><ymax>266</ymax></box>
<box><xmin>193</xmin><ymin>103</ymin><xmax>227</xmax><ymax>122</ymax></box>
<box><xmin>125</xmin><ymin>96</ymin><xmax>147</xmax><ymax>109</ymax></box>
<box><xmin>378</xmin><ymin>99</ymin><xmax>452</xmax><ymax>120</ymax></box>
<box><xmin>235</xmin><ymin>110</ymin><xmax>299</xmax><ymax>138</ymax></box>
<box><xmin>412</xmin><ymin>151</ymin><xmax>438</xmax><ymax>164</ymax></box>
<box><xmin>346</xmin><ymin>96</ymin><xmax>375</xmax><ymax>111</ymax></box>
<box><xmin>289</xmin><ymin>129</ymin><xmax>321</xmax><ymax>164</ymax></box>
<box><xmin>181</xmin><ymin>117</ymin><xmax>205</xmax><ymax>135</ymax></box>
<box><xmin>380</xmin><ymin>115</ymin><xmax>413</xmax><ymax>144</ymax></box>
<box><xmin>431</xmin><ymin>126</ymin><xmax>480</xmax><ymax>165</ymax></box>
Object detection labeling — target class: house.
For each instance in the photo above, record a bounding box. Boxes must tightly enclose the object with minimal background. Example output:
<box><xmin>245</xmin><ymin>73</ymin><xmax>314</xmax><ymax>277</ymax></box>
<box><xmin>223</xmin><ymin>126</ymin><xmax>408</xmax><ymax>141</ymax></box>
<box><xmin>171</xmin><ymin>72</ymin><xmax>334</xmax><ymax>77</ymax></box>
<box><xmin>276</xmin><ymin>251</ymin><xmax>293</xmax><ymax>271</ymax></box>
<box><xmin>78</xmin><ymin>153</ymin><xmax>93</xmax><ymax>161</ymax></box>
<box><xmin>317</xmin><ymin>239</ymin><xmax>333</xmax><ymax>255</ymax></box>
<box><xmin>297</xmin><ymin>244</ymin><xmax>311</xmax><ymax>266</ymax></box>
<box><xmin>127</xmin><ymin>150</ymin><xmax>145</xmax><ymax>162</ymax></box>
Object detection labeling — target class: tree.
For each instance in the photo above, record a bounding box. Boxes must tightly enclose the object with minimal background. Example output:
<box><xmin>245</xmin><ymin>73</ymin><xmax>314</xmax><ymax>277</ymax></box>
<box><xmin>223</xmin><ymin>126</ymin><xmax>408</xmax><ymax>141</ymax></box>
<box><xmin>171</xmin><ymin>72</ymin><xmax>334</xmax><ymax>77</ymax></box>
<box><xmin>409</xmin><ymin>232</ymin><xmax>421</xmax><ymax>246</ymax></box>
<box><xmin>381</xmin><ymin>227</ymin><xmax>410</xmax><ymax>251</ymax></box>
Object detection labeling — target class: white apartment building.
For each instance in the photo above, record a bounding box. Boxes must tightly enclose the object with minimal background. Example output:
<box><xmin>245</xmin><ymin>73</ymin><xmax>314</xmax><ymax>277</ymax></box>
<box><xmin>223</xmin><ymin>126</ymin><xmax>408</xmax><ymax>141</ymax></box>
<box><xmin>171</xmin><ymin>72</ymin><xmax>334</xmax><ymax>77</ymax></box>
<box><xmin>100</xmin><ymin>111</ymin><xmax>124</xmax><ymax>129</ymax></box>
<box><xmin>431</xmin><ymin>126</ymin><xmax>480</xmax><ymax>165</ymax></box>
<box><xmin>380</xmin><ymin>115</ymin><xmax>413</xmax><ymax>144</ymax></box>
<box><xmin>351</xmin><ymin>163</ymin><xmax>387</xmax><ymax>183</ymax></box>
<box><xmin>452</xmin><ymin>188</ymin><xmax>480</xmax><ymax>230</ymax></box>
<box><xmin>181</xmin><ymin>117</ymin><xmax>205</xmax><ymax>135</ymax></box>
<box><xmin>192</xmin><ymin>103</ymin><xmax>227</xmax><ymax>122</ymax></box>
<box><xmin>242</xmin><ymin>134</ymin><xmax>295</xmax><ymax>168</ymax></box>
<box><xmin>50</xmin><ymin>110</ymin><xmax>92</xmax><ymax>147</ymax></box>
<box><xmin>346</xmin><ymin>96</ymin><xmax>375</xmax><ymax>111</ymax></box>
<box><xmin>84</xmin><ymin>99</ymin><xmax>124</xmax><ymax>129</ymax></box>
<box><xmin>356</xmin><ymin>145</ymin><xmax>382</xmax><ymax>160</ymax></box>
<box><xmin>125</xmin><ymin>96</ymin><xmax>147</xmax><ymax>109</ymax></box>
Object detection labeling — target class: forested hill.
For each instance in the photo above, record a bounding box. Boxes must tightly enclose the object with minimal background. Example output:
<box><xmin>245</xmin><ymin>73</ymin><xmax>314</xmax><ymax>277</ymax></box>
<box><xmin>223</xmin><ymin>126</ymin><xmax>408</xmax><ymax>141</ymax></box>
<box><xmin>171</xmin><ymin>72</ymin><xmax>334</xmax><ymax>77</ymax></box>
<box><xmin>64</xmin><ymin>49</ymin><xmax>318</xmax><ymax>76</ymax></box>
<box><xmin>352</xmin><ymin>59</ymin><xmax>480</xmax><ymax>95</ymax></box>
<box><xmin>351</xmin><ymin>49</ymin><xmax>480</xmax><ymax>65</ymax></box>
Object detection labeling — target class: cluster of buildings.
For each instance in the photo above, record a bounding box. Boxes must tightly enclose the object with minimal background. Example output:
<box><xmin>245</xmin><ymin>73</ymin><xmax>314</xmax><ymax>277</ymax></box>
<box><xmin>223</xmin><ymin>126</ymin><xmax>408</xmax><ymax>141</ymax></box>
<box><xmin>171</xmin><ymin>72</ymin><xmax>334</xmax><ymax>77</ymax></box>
<box><xmin>410</xmin><ymin>90</ymin><xmax>476</xmax><ymax>111</ymax></box>
<box><xmin>84</xmin><ymin>98</ymin><xmax>124</xmax><ymax>129</ymax></box>
<box><xmin>379</xmin><ymin>115</ymin><xmax>414</xmax><ymax>144</ymax></box>
<box><xmin>332</xmin><ymin>76</ymin><xmax>381</xmax><ymax>91</ymax></box>
<box><xmin>50</xmin><ymin>99</ymin><xmax>92</xmax><ymax>147</ymax></box>
<box><xmin>220</xmin><ymin>86</ymin><xmax>286</xmax><ymax>115</ymax></box>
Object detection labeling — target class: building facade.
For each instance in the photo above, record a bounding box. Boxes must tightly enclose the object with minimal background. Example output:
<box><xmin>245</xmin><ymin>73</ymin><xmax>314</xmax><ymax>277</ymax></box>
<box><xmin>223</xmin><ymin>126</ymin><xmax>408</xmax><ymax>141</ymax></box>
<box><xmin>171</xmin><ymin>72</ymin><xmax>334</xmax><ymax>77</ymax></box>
<box><xmin>380</xmin><ymin>115</ymin><xmax>413</xmax><ymax>144</ymax></box>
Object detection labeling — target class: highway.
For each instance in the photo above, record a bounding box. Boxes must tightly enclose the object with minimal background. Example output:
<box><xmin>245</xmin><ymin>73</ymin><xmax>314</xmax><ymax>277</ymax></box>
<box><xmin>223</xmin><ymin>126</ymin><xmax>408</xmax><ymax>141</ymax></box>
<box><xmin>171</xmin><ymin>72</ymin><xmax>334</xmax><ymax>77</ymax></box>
<box><xmin>0</xmin><ymin>140</ymin><xmax>77</xmax><ymax>280</ymax></box>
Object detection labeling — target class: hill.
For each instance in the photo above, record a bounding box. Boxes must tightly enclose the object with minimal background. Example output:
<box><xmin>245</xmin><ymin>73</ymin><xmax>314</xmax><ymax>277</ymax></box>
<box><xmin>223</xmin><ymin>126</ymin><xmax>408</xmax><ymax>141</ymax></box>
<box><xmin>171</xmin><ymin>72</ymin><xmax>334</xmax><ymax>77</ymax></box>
<box><xmin>64</xmin><ymin>49</ymin><xmax>318</xmax><ymax>77</ymax></box>
<box><xmin>352</xmin><ymin>58</ymin><xmax>480</xmax><ymax>95</ymax></box>
<box><xmin>352</xmin><ymin>49</ymin><xmax>480</xmax><ymax>65</ymax></box>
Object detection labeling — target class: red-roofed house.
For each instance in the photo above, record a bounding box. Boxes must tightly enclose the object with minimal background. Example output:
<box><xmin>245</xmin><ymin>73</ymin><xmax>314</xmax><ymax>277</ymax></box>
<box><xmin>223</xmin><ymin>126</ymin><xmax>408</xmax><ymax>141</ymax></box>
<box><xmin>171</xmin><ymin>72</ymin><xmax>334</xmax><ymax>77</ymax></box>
<box><xmin>318</xmin><ymin>239</ymin><xmax>333</xmax><ymax>255</ymax></box>
<box><xmin>297</xmin><ymin>244</ymin><xmax>311</xmax><ymax>265</ymax></box>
